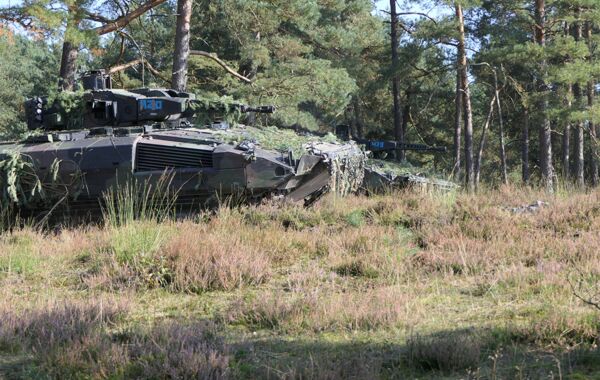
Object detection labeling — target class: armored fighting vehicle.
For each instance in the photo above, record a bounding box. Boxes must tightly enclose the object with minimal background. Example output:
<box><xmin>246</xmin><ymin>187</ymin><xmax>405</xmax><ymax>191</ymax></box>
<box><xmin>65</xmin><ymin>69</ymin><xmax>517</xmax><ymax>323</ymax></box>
<box><xmin>0</xmin><ymin>70</ymin><xmax>364</xmax><ymax>214</ymax></box>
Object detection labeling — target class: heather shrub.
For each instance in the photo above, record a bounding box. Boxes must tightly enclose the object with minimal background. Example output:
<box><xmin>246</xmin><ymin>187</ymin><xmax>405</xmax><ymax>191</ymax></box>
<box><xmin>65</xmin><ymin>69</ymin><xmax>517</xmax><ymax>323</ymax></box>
<box><xmin>163</xmin><ymin>222</ymin><xmax>271</xmax><ymax>292</ymax></box>
<box><xmin>122</xmin><ymin>322</ymin><xmax>230</xmax><ymax>379</ymax></box>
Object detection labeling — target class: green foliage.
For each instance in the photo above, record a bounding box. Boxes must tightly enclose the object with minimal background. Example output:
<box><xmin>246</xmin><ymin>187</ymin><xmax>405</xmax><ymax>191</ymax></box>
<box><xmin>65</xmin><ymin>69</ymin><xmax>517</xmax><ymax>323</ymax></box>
<box><xmin>0</xmin><ymin>34</ymin><xmax>59</xmax><ymax>138</ymax></box>
<box><xmin>183</xmin><ymin>0</ymin><xmax>375</xmax><ymax>132</ymax></box>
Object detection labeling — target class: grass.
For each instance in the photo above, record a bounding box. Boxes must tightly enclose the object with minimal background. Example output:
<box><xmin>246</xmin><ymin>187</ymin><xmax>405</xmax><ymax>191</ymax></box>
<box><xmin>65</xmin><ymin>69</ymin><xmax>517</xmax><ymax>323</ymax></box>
<box><xmin>0</xmin><ymin>186</ymin><xmax>600</xmax><ymax>378</ymax></box>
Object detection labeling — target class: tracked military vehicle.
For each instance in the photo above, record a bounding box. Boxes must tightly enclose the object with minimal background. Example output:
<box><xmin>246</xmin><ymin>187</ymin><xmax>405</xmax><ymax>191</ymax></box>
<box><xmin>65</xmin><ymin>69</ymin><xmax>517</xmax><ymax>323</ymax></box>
<box><xmin>0</xmin><ymin>70</ymin><xmax>364</xmax><ymax>214</ymax></box>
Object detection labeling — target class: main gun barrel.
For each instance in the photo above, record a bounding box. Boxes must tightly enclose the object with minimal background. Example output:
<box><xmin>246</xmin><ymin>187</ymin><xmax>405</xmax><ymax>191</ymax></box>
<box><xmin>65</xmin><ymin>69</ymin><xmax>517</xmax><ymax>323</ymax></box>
<box><xmin>239</xmin><ymin>105</ymin><xmax>276</xmax><ymax>114</ymax></box>
<box><xmin>357</xmin><ymin>139</ymin><xmax>446</xmax><ymax>153</ymax></box>
<box><xmin>189</xmin><ymin>100</ymin><xmax>275</xmax><ymax>114</ymax></box>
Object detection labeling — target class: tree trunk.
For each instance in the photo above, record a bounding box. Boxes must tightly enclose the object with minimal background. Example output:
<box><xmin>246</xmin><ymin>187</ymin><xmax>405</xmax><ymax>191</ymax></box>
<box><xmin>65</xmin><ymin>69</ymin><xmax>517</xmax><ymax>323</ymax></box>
<box><xmin>456</xmin><ymin>3</ymin><xmax>474</xmax><ymax>191</ymax></box>
<box><xmin>535</xmin><ymin>0</ymin><xmax>554</xmax><ymax>192</ymax></box>
<box><xmin>563</xmin><ymin>84</ymin><xmax>572</xmax><ymax>180</ymax></box>
<box><xmin>575</xmin><ymin>120</ymin><xmax>585</xmax><ymax>187</ymax></box>
<box><xmin>561</xmin><ymin>23</ymin><xmax>571</xmax><ymax>181</ymax></box>
<box><xmin>390</xmin><ymin>0</ymin><xmax>404</xmax><ymax>161</ymax></box>
<box><xmin>574</xmin><ymin>10</ymin><xmax>585</xmax><ymax>188</ymax></box>
<box><xmin>353</xmin><ymin>97</ymin><xmax>364</xmax><ymax>139</ymax></box>
<box><xmin>454</xmin><ymin>70</ymin><xmax>462</xmax><ymax>181</ymax></box>
<box><xmin>475</xmin><ymin>93</ymin><xmax>497</xmax><ymax>189</ymax></box>
<box><xmin>493</xmin><ymin>69</ymin><xmax>508</xmax><ymax>185</ymax></box>
<box><xmin>522</xmin><ymin>108</ymin><xmax>530</xmax><ymax>184</ymax></box>
<box><xmin>59</xmin><ymin>12</ymin><xmax>79</xmax><ymax>91</ymax></box>
<box><xmin>587</xmin><ymin>21</ymin><xmax>598</xmax><ymax>186</ymax></box>
<box><xmin>59</xmin><ymin>40</ymin><xmax>78</xmax><ymax>91</ymax></box>
<box><xmin>401</xmin><ymin>89</ymin><xmax>411</xmax><ymax>149</ymax></box>
<box><xmin>171</xmin><ymin>0</ymin><xmax>193</xmax><ymax>91</ymax></box>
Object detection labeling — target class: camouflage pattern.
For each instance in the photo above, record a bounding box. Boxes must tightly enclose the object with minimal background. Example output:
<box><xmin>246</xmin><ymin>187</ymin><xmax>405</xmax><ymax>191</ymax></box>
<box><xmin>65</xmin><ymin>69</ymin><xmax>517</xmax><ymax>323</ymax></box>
<box><xmin>1</xmin><ymin>71</ymin><xmax>364</xmax><ymax>211</ymax></box>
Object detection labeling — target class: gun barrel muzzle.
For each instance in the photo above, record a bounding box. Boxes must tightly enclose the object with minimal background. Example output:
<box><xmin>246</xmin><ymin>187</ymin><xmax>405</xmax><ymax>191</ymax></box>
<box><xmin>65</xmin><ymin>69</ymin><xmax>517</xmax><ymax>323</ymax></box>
<box><xmin>241</xmin><ymin>105</ymin><xmax>276</xmax><ymax>114</ymax></box>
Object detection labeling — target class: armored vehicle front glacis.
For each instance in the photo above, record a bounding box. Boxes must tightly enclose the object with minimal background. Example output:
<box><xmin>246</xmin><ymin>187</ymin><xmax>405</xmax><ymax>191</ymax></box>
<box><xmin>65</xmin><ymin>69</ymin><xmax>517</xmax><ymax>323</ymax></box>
<box><xmin>0</xmin><ymin>70</ymin><xmax>364</xmax><ymax>213</ymax></box>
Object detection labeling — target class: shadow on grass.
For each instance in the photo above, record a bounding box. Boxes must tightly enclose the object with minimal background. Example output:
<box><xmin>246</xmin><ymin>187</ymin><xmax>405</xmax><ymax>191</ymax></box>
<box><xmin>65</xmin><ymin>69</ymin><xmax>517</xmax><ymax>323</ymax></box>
<box><xmin>229</xmin><ymin>327</ymin><xmax>600</xmax><ymax>379</ymax></box>
<box><xmin>1</xmin><ymin>301</ymin><xmax>598</xmax><ymax>379</ymax></box>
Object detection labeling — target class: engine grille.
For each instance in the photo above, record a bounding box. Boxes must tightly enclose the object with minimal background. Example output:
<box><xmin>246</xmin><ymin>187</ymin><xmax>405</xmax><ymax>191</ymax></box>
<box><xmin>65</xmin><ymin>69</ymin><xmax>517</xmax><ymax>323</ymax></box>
<box><xmin>135</xmin><ymin>142</ymin><xmax>213</xmax><ymax>171</ymax></box>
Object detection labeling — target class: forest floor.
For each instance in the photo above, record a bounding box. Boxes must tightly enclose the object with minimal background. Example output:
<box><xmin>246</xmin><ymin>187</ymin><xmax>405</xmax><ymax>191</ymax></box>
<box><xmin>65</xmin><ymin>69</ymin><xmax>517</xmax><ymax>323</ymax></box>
<box><xmin>0</xmin><ymin>187</ymin><xmax>600</xmax><ymax>379</ymax></box>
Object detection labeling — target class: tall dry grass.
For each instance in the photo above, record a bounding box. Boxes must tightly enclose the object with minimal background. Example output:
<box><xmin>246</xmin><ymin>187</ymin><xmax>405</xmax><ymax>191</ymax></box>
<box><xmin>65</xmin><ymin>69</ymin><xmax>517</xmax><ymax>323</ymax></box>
<box><xmin>1</xmin><ymin>187</ymin><xmax>600</xmax><ymax>378</ymax></box>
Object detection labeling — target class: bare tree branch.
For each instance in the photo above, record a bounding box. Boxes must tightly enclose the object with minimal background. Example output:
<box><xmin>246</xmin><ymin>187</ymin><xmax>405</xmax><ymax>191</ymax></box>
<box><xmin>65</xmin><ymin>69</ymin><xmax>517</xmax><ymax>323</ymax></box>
<box><xmin>190</xmin><ymin>50</ymin><xmax>253</xmax><ymax>83</ymax></box>
<box><xmin>92</xmin><ymin>0</ymin><xmax>167</xmax><ymax>35</ymax></box>
<box><xmin>83</xmin><ymin>10</ymin><xmax>111</xmax><ymax>24</ymax></box>
<box><xmin>107</xmin><ymin>58</ymin><xmax>143</xmax><ymax>74</ymax></box>
<box><xmin>145</xmin><ymin>61</ymin><xmax>171</xmax><ymax>84</ymax></box>
<box><xmin>115</xmin><ymin>30</ymin><xmax>171</xmax><ymax>85</ymax></box>
<box><xmin>381</xmin><ymin>9</ymin><xmax>438</xmax><ymax>24</ymax></box>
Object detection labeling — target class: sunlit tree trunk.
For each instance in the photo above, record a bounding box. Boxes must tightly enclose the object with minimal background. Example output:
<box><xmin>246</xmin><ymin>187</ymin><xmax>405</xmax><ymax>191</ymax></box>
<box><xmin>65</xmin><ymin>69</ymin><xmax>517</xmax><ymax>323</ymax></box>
<box><xmin>456</xmin><ymin>3</ymin><xmax>474</xmax><ymax>191</ymax></box>
<box><xmin>574</xmin><ymin>9</ymin><xmax>585</xmax><ymax>188</ymax></box>
<box><xmin>454</xmin><ymin>70</ymin><xmax>462</xmax><ymax>181</ymax></box>
<box><xmin>563</xmin><ymin>84</ymin><xmax>572</xmax><ymax>180</ymax></box>
<box><xmin>475</xmin><ymin>93</ymin><xmax>496</xmax><ymax>189</ymax></box>
<box><xmin>493</xmin><ymin>69</ymin><xmax>508</xmax><ymax>185</ymax></box>
<box><xmin>522</xmin><ymin>108</ymin><xmax>530</xmax><ymax>184</ymax></box>
<box><xmin>587</xmin><ymin>21</ymin><xmax>598</xmax><ymax>186</ymax></box>
<box><xmin>171</xmin><ymin>0</ymin><xmax>193</xmax><ymax>91</ymax></box>
<box><xmin>562</xmin><ymin>23</ymin><xmax>571</xmax><ymax>181</ymax></box>
<box><xmin>59</xmin><ymin>10</ymin><xmax>79</xmax><ymax>91</ymax></box>
<box><xmin>535</xmin><ymin>0</ymin><xmax>554</xmax><ymax>192</ymax></box>
<box><xmin>390</xmin><ymin>0</ymin><xmax>404</xmax><ymax>161</ymax></box>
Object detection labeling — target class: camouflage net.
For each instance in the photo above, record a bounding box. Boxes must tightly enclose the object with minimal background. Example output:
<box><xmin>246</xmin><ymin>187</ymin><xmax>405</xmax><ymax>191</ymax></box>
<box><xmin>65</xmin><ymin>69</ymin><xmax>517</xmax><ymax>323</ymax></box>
<box><xmin>46</xmin><ymin>90</ymin><xmax>87</xmax><ymax>130</ymax></box>
<box><xmin>212</xmin><ymin>126</ymin><xmax>340</xmax><ymax>157</ymax></box>
<box><xmin>303</xmin><ymin>142</ymin><xmax>367</xmax><ymax>197</ymax></box>
<box><xmin>190</xmin><ymin>96</ymin><xmax>245</xmax><ymax>127</ymax></box>
<box><xmin>0</xmin><ymin>151</ymin><xmax>43</xmax><ymax>207</ymax></box>
<box><xmin>328</xmin><ymin>150</ymin><xmax>366</xmax><ymax>196</ymax></box>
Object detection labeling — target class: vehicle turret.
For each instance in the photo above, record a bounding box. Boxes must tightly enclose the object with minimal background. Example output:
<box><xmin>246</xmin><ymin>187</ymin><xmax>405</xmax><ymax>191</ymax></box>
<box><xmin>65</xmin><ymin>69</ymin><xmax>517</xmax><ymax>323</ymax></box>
<box><xmin>24</xmin><ymin>70</ymin><xmax>274</xmax><ymax>132</ymax></box>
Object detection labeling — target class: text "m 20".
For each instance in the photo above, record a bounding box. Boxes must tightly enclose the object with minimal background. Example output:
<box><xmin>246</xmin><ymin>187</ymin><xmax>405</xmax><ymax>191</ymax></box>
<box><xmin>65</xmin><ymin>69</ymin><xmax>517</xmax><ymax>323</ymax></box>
<box><xmin>139</xmin><ymin>99</ymin><xmax>163</xmax><ymax>111</ymax></box>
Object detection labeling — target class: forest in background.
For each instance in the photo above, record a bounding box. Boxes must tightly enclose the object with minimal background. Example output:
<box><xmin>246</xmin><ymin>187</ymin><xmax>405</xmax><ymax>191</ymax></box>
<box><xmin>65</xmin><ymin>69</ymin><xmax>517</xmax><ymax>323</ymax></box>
<box><xmin>1</xmin><ymin>0</ymin><xmax>600</xmax><ymax>191</ymax></box>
